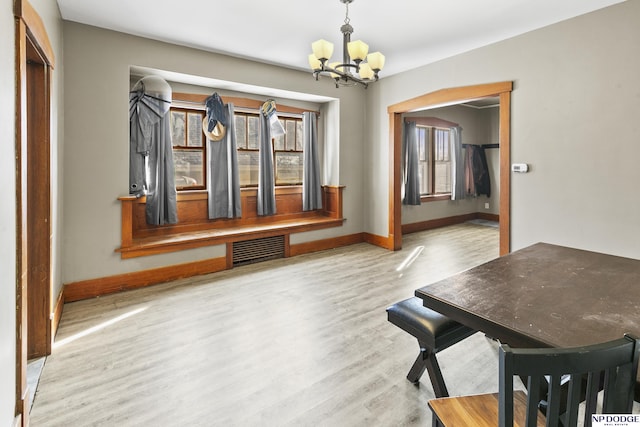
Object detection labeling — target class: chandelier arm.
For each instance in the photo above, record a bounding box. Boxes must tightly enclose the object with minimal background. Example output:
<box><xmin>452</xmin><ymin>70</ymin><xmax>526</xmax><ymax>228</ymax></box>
<box><xmin>315</xmin><ymin>63</ymin><xmax>375</xmax><ymax>88</ymax></box>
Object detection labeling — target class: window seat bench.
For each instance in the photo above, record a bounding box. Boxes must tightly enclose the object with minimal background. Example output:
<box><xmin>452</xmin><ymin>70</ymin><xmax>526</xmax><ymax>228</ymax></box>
<box><xmin>116</xmin><ymin>186</ymin><xmax>345</xmax><ymax>259</ymax></box>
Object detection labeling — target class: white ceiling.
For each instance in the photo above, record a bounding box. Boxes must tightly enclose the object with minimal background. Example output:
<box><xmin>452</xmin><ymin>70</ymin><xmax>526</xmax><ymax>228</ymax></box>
<box><xmin>57</xmin><ymin>0</ymin><xmax>625</xmax><ymax>78</ymax></box>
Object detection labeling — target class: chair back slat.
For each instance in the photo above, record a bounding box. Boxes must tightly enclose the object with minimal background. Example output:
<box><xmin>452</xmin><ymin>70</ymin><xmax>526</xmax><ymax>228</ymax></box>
<box><xmin>583</xmin><ymin>370</ymin><xmax>601</xmax><ymax>425</ymax></box>
<box><xmin>545</xmin><ymin>374</ymin><xmax>563</xmax><ymax>426</ymax></box>
<box><xmin>525</xmin><ymin>376</ymin><xmax>542</xmax><ymax>427</ymax></box>
<box><xmin>564</xmin><ymin>375</ymin><xmax>583</xmax><ymax>426</ymax></box>
<box><xmin>603</xmin><ymin>362</ymin><xmax>636</xmax><ymax>412</ymax></box>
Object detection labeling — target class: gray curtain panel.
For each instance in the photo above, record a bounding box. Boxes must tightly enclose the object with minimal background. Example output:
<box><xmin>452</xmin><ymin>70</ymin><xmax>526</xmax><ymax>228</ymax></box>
<box><xmin>450</xmin><ymin>126</ymin><xmax>466</xmax><ymax>201</ymax></box>
<box><xmin>207</xmin><ymin>103</ymin><xmax>242</xmax><ymax>219</ymax></box>
<box><xmin>403</xmin><ymin>121</ymin><xmax>421</xmax><ymax>205</ymax></box>
<box><xmin>129</xmin><ymin>76</ymin><xmax>178</xmax><ymax>225</ymax></box>
<box><xmin>257</xmin><ymin>111</ymin><xmax>276</xmax><ymax>215</ymax></box>
<box><xmin>302</xmin><ymin>112</ymin><xmax>322</xmax><ymax>211</ymax></box>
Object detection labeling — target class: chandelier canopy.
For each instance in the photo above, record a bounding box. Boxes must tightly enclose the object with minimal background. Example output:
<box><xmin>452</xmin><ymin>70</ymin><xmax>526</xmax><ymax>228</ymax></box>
<box><xmin>308</xmin><ymin>0</ymin><xmax>385</xmax><ymax>88</ymax></box>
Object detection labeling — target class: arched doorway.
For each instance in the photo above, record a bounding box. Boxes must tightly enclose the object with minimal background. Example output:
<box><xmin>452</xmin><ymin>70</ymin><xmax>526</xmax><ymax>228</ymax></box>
<box><xmin>387</xmin><ymin>82</ymin><xmax>512</xmax><ymax>255</ymax></box>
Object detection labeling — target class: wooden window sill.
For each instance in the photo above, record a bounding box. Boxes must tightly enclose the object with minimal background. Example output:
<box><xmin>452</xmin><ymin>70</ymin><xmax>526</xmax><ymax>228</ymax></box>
<box><xmin>420</xmin><ymin>194</ymin><xmax>452</xmax><ymax>202</ymax></box>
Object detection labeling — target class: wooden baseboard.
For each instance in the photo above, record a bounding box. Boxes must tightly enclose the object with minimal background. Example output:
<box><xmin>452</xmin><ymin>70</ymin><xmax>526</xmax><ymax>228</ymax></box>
<box><xmin>64</xmin><ymin>257</ymin><xmax>227</xmax><ymax>302</ymax></box>
<box><xmin>402</xmin><ymin>212</ymin><xmax>499</xmax><ymax>235</ymax></box>
<box><xmin>402</xmin><ymin>213</ymin><xmax>477</xmax><ymax>235</ymax></box>
<box><xmin>51</xmin><ymin>289</ymin><xmax>64</xmax><ymax>340</ymax></box>
<box><xmin>14</xmin><ymin>393</ymin><xmax>27</xmax><ymax>427</ymax></box>
<box><xmin>290</xmin><ymin>233</ymin><xmax>364</xmax><ymax>256</ymax></box>
<box><xmin>477</xmin><ymin>212</ymin><xmax>499</xmax><ymax>222</ymax></box>
<box><xmin>364</xmin><ymin>232</ymin><xmax>394</xmax><ymax>250</ymax></box>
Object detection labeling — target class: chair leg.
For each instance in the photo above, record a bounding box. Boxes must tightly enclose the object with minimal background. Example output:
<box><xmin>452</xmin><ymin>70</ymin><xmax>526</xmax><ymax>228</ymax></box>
<box><xmin>406</xmin><ymin>349</ymin><xmax>428</xmax><ymax>384</ymax></box>
<box><xmin>424</xmin><ymin>348</ymin><xmax>449</xmax><ymax>398</ymax></box>
<box><xmin>406</xmin><ymin>344</ymin><xmax>450</xmax><ymax>398</ymax></box>
<box><xmin>432</xmin><ymin>410</ymin><xmax>444</xmax><ymax>427</ymax></box>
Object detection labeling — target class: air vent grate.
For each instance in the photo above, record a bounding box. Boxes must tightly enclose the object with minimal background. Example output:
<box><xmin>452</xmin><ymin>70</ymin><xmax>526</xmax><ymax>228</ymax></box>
<box><xmin>232</xmin><ymin>235</ymin><xmax>285</xmax><ymax>266</ymax></box>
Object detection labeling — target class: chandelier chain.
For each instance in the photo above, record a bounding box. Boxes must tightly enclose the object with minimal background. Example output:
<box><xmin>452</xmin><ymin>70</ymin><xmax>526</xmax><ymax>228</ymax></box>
<box><xmin>344</xmin><ymin>2</ymin><xmax>350</xmax><ymax>25</ymax></box>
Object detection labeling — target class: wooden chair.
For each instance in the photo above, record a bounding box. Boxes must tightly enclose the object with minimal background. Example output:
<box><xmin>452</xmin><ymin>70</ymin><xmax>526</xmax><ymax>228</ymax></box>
<box><xmin>429</xmin><ymin>334</ymin><xmax>640</xmax><ymax>427</ymax></box>
<box><xmin>386</xmin><ymin>297</ymin><xmax>476</xmax><ymax>397</ymax></box>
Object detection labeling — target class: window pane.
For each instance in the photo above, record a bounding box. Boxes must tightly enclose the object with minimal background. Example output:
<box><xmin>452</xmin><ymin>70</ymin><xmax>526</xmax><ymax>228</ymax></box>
<box><xmin>285</xmin><ymin>120</ymin><xmax>297</xmax><ymax>151</ymax></box>
<box><xmin>187</xmin><ymin>112</ymin><xmax>203</xmax><ymax>147</ymax></box>
<box><xmin>434</xmin><ymin>129</ymin><xmax>450</xmax><ymax>161</ymax></box>
<box><xmin>442</xmin><ymin>131</ymin><xmax>450</xmax><ymax>161</ymax></box>
<box><xmin>235</xmin><ymin>115</ymin><xmax>246</xmax><ymax>149</ymax></box>
<box><xmin>173</xmin><ymin>149</ymin><xmax>204</xmax><ymax>187</ymax></box>
<box><xmin>435</xmin><ymin>161</ymin><xmax>451</xmax><ymax>193</ymax></box>
<box><xmin>274</xmin><ymin>120</ymin><xmax>285</xmax><ymax>150</ymax></box>
<box><xmin>418</xmin><ymin>128</ymin><xmax>427</xmax><ymax>161</ymax></box>
<box><xmin>170</xmin><ymin>111</ymin><xmax>186</xmax><ymax>146</ymax></box>
<box><xmin>237</xmin><ymin>150</ymin><xmax>259</xmax><ymax>187</ymax></box>
<box><xmin>419</xmin><ymin>162</ymin><xmax>429</xmax><ymax>195</ymax></box>
<box><xmin>275</xmin><ymin>152</ymin><xmax>303</xmax><ymax>185</ymax></box>
<box><xmin>248</xmin><ymin>116</ymin><xmax>259</xmax><ymax>150</ymax></box>
<box><xmin>296</xmin><ymin>120</ymin><xmax>303</xmax><ymax>151</ymax></box>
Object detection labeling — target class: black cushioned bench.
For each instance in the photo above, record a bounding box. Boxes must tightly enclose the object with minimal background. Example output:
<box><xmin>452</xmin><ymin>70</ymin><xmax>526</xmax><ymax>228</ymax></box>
<box><xmin>386</xmin><ymin>297</ymin><xmax>476</xmax><ymax>397</ymax></box>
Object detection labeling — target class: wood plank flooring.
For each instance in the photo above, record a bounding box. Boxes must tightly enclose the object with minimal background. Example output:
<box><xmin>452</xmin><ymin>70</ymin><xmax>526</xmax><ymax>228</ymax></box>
<box><xmin>30</xmin><ymin>223</ymin><xmax>501</xmax><ymax>426</ymax></box>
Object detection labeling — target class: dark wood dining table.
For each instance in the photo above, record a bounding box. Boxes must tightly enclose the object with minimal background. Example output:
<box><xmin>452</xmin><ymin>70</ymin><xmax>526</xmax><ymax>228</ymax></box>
<box><xmin>414</xmin><ymin>242</ymin><xmax>640</xmax><ymax>391</ymax></box>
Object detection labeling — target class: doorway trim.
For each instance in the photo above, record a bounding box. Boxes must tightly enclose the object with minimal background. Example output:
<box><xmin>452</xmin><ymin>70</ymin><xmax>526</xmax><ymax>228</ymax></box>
<box><xmin>15</xmin><ymin>0</ymin><xmax>55</xmax><ymax>424</ymax></box>
<box><xmin>387</xmin><ymin>81</ymin><xmax>512</xmax><ymax>255</ymax></box>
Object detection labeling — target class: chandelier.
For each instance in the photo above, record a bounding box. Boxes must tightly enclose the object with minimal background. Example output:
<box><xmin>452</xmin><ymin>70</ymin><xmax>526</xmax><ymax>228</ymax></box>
<box><xmin>308</xmin><ymin>0</ymin><xmax>385</xmax><ymax>88</ymax></box>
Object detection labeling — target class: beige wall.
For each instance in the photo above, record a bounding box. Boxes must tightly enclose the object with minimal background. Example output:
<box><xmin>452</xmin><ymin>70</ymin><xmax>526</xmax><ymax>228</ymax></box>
<box><xmin>366</xmin><ymin>0</ymin><xmax>640</xmax><ymax>258</ymax></box>
<box><xmin>62</xmin><ymin>22</ymin><xmax>367</xmax><ymax>284</ymax></box>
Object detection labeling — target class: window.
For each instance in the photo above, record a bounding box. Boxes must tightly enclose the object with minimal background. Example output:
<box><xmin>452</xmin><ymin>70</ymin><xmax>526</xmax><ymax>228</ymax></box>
<box><xmin>170</xmin><ymin>108</ymin><xmax>206</xmax><ymax>190</ymax></box>
<box><xmin>273</xmin><ymin>118</ymin><xmax>303</xmax><ymax>186</ymax></box>
<box><xmin>235</xmin><ymin>112</ymin><xmax>304</xmax><ymax>187</ymax></box>
<box><xmin>169</xmin><ymin>104</ymin><xmax>306</xmax><ymax>190</ymax></box>
<box><xmin>417</xmin><ymin>126</ymin><xmax>451</xmax><ymax>195</ymax></box>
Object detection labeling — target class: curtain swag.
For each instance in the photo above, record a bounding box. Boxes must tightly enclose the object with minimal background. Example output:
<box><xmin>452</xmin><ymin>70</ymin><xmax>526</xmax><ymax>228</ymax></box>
<box><xmin>129</xmin><ymin>76</ymin><xmax>178</xmax><ymax>225</ymax></box>
<box><xmin>207</xmin><ymin>102</ymin><xmax>242</xmax><ymax>219</ymax></box>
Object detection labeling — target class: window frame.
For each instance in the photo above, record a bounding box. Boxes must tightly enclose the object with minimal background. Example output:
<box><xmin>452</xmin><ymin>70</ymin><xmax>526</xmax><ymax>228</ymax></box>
<box><xmin>416</xmin><ymin>124</ymin><xmax>452</xmax><ymax>197</ymax></box>
<box><xmin>170</xmin><ymin>106</ymin><xmax>207</xmax><ymax>191</ymax></box>
<box><xmin>234</xmin><ymin>110</ymin><xmax>305</xmax><ymax>188</ymax></box>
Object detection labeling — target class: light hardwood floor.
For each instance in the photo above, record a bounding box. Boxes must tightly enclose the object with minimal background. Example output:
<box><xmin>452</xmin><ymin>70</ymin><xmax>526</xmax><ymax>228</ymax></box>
<box><xmin>30</xmin><ymin>223</ymin><xmax>501</xmax><ymax>426</ymax></box>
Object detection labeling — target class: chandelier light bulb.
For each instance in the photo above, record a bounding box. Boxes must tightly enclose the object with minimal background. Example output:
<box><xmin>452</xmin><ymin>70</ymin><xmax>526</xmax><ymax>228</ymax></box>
<box><xmin>312</xmin><ymin>39</ymin><xmax>334</xmax><ymax>62</ymax></box>
<box><xmin>358</xmin><ymin>63</ymin><xmax>374</xmax><ymax>80</ymax></box>
<box><xmin>308</xmin><ymin>54</ymin><xmax>322</xmax><ymax>71</ymax></box>
<box><xmin>366</xmin><ymin>52</ymin><xmax>385</xmax><ymax>72</ymax></box>
<box><xmin>347</xmin><ymin>40</ymin><xmax>369</xmax><ymax>62</ymax></box>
